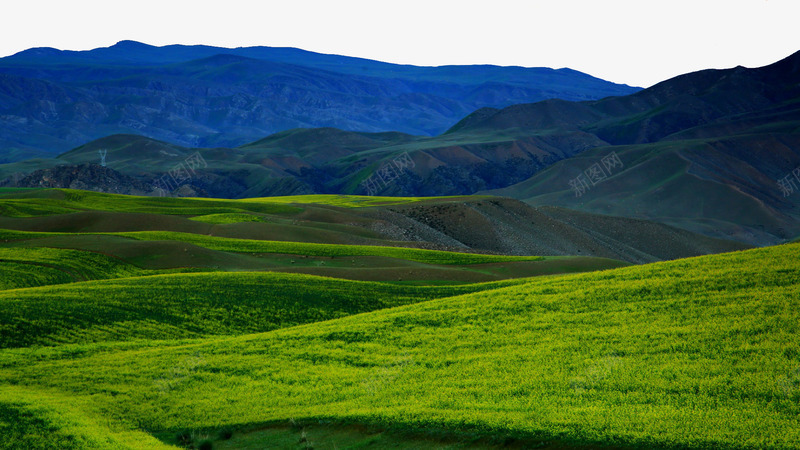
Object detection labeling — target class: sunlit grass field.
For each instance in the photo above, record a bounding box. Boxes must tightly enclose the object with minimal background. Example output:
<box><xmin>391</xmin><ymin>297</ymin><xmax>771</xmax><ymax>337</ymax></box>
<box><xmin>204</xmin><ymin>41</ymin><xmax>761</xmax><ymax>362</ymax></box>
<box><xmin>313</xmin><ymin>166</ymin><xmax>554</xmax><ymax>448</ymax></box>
<box><xmin>0</xmin><ymin>242</ymin><xmax>798</xmax><ymax>448</ymax></box>
<box><xmin>0</xmin><ymin>189</ymin><xmax>797</xmax><ymax>448</ymax></box>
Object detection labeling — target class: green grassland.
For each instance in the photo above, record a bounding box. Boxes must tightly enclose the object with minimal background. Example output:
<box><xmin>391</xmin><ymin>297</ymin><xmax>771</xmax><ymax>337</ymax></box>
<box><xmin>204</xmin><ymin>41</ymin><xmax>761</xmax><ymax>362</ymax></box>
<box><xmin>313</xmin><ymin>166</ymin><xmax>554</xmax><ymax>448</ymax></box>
<box><xmin>0</xmin><ymin>243</ymin><xmax>798</xmax><ymax>448</ymax></box>
<box><xmin>0</xmin><ymin>189</ymin><xmax>796</xmax><ymax>448</ymax></box>
<box><xmin>0</xmin><ymin>245</ymin><xmax>800</xmax><ymax>448</ymax></box>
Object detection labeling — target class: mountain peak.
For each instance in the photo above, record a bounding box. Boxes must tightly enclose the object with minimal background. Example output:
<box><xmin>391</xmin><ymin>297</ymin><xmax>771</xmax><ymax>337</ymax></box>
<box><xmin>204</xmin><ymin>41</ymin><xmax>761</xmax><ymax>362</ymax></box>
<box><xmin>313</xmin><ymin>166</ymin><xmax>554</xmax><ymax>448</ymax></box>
<box><xmin>110</xmin><ymin>40</ymin><xmax>154</xmax><ymax>49</ymax></box>
<box><xmin>10</xmin><ymin>46</ymin><xmax>61</xmax><ymax>58</ymax></box>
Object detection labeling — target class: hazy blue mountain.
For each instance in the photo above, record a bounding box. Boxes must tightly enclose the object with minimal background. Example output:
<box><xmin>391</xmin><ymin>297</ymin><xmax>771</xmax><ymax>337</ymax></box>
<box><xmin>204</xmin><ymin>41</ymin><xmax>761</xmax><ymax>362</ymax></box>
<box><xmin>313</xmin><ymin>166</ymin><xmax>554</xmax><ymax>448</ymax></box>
<box><xmin>0</xmin><ymin>41</ymin><xmax>639</xmax><ymax>160</ymax></box>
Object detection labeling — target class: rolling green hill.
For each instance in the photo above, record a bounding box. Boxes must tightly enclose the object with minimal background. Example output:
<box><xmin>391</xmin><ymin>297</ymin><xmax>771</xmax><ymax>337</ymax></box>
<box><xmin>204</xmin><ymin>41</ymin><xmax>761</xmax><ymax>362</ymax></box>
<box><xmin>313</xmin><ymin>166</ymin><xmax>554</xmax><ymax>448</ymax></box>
<box><xmin>0</xmin><ymin>242</ymin><xmax>797</xmax><ymax>448</ymax></box>
<box><xmin>0</xmin><ymin>189</ymin><xmax>749</xmax><ymax>265</ymax></box>
<box><xmin>0</xmin><ymin>271</ymin><xmax>531</xmax><ymax>349</ymax></box>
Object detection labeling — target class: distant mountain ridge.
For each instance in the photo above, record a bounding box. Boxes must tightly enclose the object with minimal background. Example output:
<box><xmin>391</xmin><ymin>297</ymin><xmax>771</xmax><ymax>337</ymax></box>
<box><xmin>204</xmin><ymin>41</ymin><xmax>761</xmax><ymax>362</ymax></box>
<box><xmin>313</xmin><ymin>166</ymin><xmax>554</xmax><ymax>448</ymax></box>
<box><xmin>0</xmin><ymin>40</ymin><xmax>639</xmax><ymax>159</ymax></box>
<box><xmin>2</xmin><ymin>49</ymin><xmax>799</xmax><ymax>246</ymax></box>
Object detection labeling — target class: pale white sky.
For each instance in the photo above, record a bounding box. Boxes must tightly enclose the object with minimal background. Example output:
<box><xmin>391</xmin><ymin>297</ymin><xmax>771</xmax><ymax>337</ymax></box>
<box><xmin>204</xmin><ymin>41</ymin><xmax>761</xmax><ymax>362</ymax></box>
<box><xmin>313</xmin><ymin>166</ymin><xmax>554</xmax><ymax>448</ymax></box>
<box><xmin>1</xmin><ymin>0</ymin><xmax>798</xmax><ymax>87</ymax></box>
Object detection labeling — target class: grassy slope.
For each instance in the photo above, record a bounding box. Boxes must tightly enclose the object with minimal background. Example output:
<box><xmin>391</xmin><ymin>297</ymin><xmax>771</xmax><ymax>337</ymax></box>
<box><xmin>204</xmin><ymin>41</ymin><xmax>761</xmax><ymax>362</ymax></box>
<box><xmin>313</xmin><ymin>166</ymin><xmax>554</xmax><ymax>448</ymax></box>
<box><xmin>0</xmin><ymin>189</ymin><xmax>303</xmax><ymax>217</ymax></box>
<box><xmin>0</xmin><ymin>229</ymin><xmax>544</xmax><ymax>265</ymax></box>
<box><xmin>0</xmin><ymin>207</ymin><xmax>628</xmax><ymax>285</ymax></box>
<box><xmin>118</xmin><ymin>231</ymin><xmax>543</xmax><ymax>265</ymax></box>
<box><xmin>0</xmin><ymin>247</ymin><xmax>159</xmax><ymax>290</ymax></box>
<box><xmin>0</xmin><ymin>189</ymin><xmax>471</xmax><ymax>217</ymax></box>
<box><xmin>0</xmin><ymin>272</ymin><xmax>527</xmax><ymax>349</ymax></box>
<box><xmin>0</xmin><ymin>243</ymin><xmax>797</xmax><ymax>448</ymax></box>
<box><xmin>6</xmin><ymin>233</ymin><xmax>624</xmax><ymax>285</ymax></box>
<box><xmin>188</xmin><ymin>213</ymin><xmax>269</xmax><ymax>224</ymax></box>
